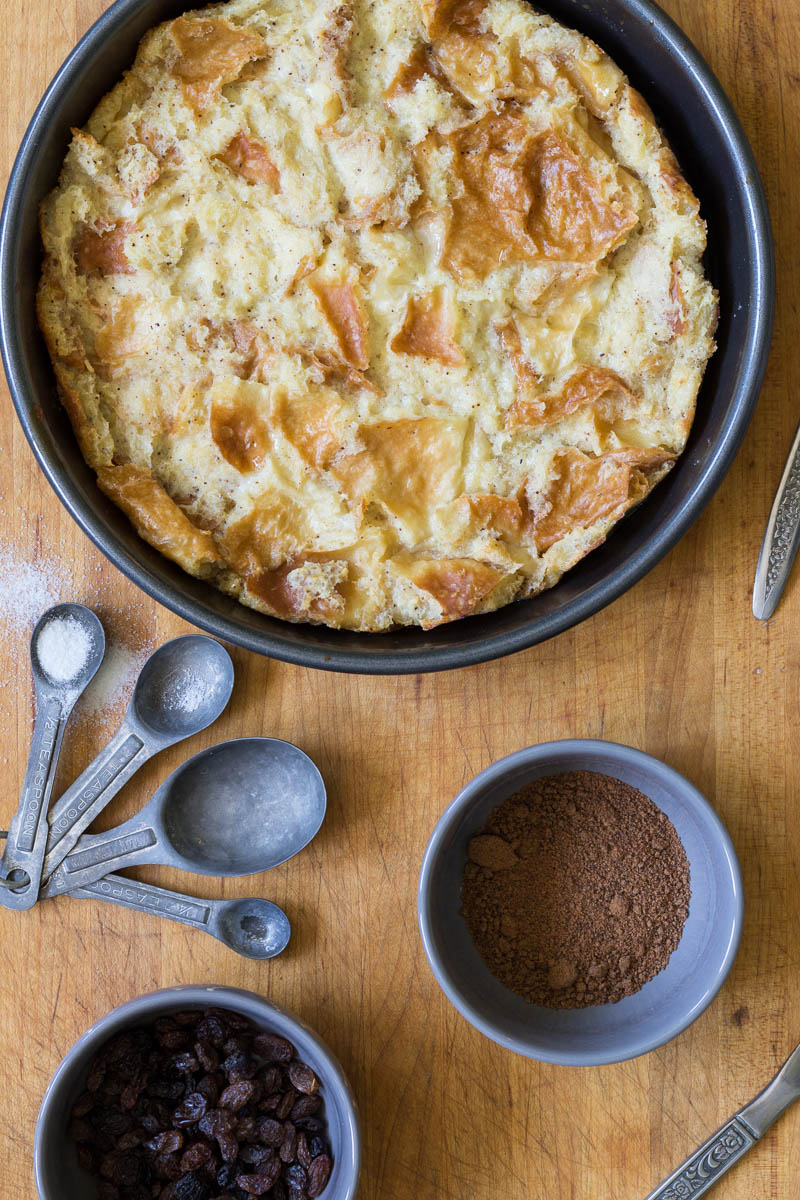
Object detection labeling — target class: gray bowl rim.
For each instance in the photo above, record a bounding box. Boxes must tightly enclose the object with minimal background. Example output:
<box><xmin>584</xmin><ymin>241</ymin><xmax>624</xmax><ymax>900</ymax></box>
<box><xmin>0</xmin><ymin>0</ymin><xmax>774</xmax><ymax>675</ymax></box>
<box><xmin>33</xmin><ymin>984</ymin><xmax>361</xmax><ymax>1200</ymax></box>
<box><xmin>417</xmin><ymin>739</ymin><xmax>745</xmax><ymax>1065</ymax></box>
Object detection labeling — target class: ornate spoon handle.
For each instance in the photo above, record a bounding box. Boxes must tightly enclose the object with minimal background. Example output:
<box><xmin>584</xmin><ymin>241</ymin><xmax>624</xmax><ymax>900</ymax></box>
<box><xmin>753</xmin><ymin>418</ymin><xmax>800</xmax><ymax>619</ymax></box>
<box><xmin>643</xmin><ymin>1117</ymin><xmax>757</xmax><ymax>1199</ymax></box>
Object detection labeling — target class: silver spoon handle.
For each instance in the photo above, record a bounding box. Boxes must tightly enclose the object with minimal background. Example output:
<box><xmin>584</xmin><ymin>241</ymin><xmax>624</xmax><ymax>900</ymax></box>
<box><xmin>42</xmin><ymin>722</ymin><xmax>152</xmax><ymax>880</ymax></box>
<box><xmin>643</xmin><ymin>1116</ymin><xmax>758</xmax><ymax>1200</ymax></box>
<box><xmin>41</xmin><ymin>817</ymin><xmax>161</xmax><ymax>899</ymax></box>
<box><xmin>70</xmin><ymin>873</ymin><xmax>216</xmax><ymax>931</ymax></box>
<box><xmin>753</xmin><ymin>418</ymin><xmax>800</xmax><ymax>619</ymax></box>
<box><xmin>0</xmin><ymin>696</ymin><xmax>71</xmax><ymax>909</ymax></box>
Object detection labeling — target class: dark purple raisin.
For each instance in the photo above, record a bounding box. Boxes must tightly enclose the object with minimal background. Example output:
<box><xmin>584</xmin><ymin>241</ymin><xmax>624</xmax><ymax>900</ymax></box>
<box><xmin>195</xmin><ymin>1042</ymin><xmax>220</xmax><ymax>1073</ymax></box>
<box><xmin>290</xmin><ymin>1096</ymin><xmax>321</xmax><ymax>1121</ymax></box>
<box><xmin>286</xmin><ymin>1065</ymin><xmax>318</xmax><ymax>1096</ymax></box>
<box><xmin>287</xmin><ymin>1189</ymin><xmax>306</xmax><ymax>1200</ymax></box>
<box><xmin>258</xmin><ymin>1067</ymin><xmax>282</xmax><ymax>1094</ymax></box>
<box><xmin>112</xmin><ymin>1150</ymin><xmax>148</xmax><ymax>1187</ymax></box>
<box><xmin>173</xmin><ymin>1094</ymin><xmax>208</xmax><ymax>1126</ymax></box>
<box><xmin>171</xmin><ymin>1171</ymin><xmax>212</xmax><ymax>1200</ymax></box>
<box><xmin>147</xmin><ymin>1131</ymin><xmax>184</xmax><ymax>1155</ymax></box>
<box><xmin>294</xmin><ymin>1118</ymin><xmax>322</xmax><ymax>1133</ymax></box>
<box><xmin>86</xmin><ymin>1058</ymin><xmax>106</xmax><ymax>1091</ymax></box>
<box><xmin>253</xmin><ymin>1118</ymin><xmax>284</xmax><ymax>1148</ymax></box>
<box><xmin>217</xmin><ymin>1132</ymin><xmax>239</xmax><ymax>1164</ymax></box>
<box><xmin>151</xmin><ymin>1077</ymin><xmax>186</xmax><ymax>1103</ymax></box>
<box><xmin>296</xmin><ymin>1134</ymin><xmax>311</xmax><ymax>1171</ymax></box>
<box><xmin>181</xmin><ymin>1142</ymin><xmax>213</xmax><ymax>1173</ymax></box>
<box><xmin>235</xmin><ymin>1117</ymin><xmax>255</xmax><ymax>1141</ymax></box>
<box><xmin>197</xmin><ymin>1074</ymin><xmax>223</xmax><ymax>1107</ymax></box>
<box><xmin>196</xmin><ymin>1015</ymin><xmax>227</xmax><ymax>1047</ymax></box>
<box><xmin>259</xmin><ymin>1094</ymin><xmax>282</xmax><ymax>1114</ymax></box>
<box><xmin>275</xmin><ymin>1092</ymin><xmax>296</xmax><ymax>1121</ymax></box>
<box><xmin>174</xmin><ymin>1012</ymin><xmax>203</xmax><ymax>1028</ymax></box>
<box><xmin>216</xmin><ymin>1164</ymin><xmax>239</xmax><ymax>1190</ymax></box>
<box><xmin>72</xmin><ymin>1091</ymin><xmax>96</xmax><ymax>1118</ymax></box>
<box><xmin>219</xmin><ymin>1082</ymin><xmax>254</xmax><ymax>1112</ymax></box>
<box><xmin>154</xmin><ymin>1154</ymin><xmax>183</xmax><ymax>1182</ymax></box>
<box><xmin>236</xmin><ymin>1157</ymin><xmax>280</xmax><ymax>1195</ymax></box>
<box><xmin>284</xmin><ymin>1165</ymin><xmax>307</xmax><ymax>1190</ymax></box>
<box><xmin>239</xmin><ymin>1145</ymin><xmax>273</xmax><ymax>1167</ymax></box>
<box><xmin>279</xmin><ymin>1125</ymin><xmax>297</xmax><ymax>1164</ymax></box>
<box><xmin>253</xmin><ymin>1035</ymin><xmax>294</xmax><ymax>1064</ymax></box>
<box><xmin>198</xmin><ymin>1109</ymin><xmax>234</xmax><ymax>1139</ymax></box>
<box><xmin>172</xmin><ymin>1053</ymin><xmax>200</xmax><ymax>1074</ymax></box>
<box><xmin>155</xmin><ymin>1021</ymin><xmax>191</xmax><ymax>1052</ymax></box>
<box><xmin>308</xmin><ymin>1138</ymin><xmax>327</xmax><ymax>1160</ymax></box>
<box><xmin>306</xmin><ymin>1155</ymin><xmax>332</xmax><ymax>1198</ymax></box>
<box><xmin>222</xmin><ymin>1052</ymin><xmax>257</xmax><ymax>1083</ymax></box>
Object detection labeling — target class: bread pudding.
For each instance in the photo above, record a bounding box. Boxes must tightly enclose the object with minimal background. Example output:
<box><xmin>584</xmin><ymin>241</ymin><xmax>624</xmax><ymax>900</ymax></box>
<box><xmin>38</xmin><ymin>0</ymin><xmax>717</xmax><ymax>630</ymax></box>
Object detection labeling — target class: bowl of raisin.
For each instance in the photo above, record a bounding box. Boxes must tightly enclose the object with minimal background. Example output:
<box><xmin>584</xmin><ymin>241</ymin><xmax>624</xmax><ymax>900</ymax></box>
<box><xmin>34</xmin><ymin>986</ymin><xmax>360</xmax><ymax>1200</ymax></box>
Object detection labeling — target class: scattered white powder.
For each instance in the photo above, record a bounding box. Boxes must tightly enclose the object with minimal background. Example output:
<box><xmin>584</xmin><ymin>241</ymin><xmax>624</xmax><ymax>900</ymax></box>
<box><xmin>0</xmin><ymin>539</ymin><xmax>155</xmax><ymax>725</ymax></box>
<box><xmin>36</xmin><ymin>615</ymin><xmax>92</xmax><ymax>683</ymax></box>
<box><xmin>160</xmin><ymin>669</ymin><xmax>213</xmax><ymax>713</ymax></box>
<box><xmin>74</xmin><ymin>641</ymin><xmax>153</xmax><ymax>724</ymax></box>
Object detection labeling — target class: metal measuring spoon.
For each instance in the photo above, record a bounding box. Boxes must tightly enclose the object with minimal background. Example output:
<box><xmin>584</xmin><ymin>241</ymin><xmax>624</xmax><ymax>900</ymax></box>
<box><xmin>69</xmin><ymin>873</ymin><xmax>291</xmax><ymax>959</ymax></box>
<box><xmin>0</xmin><ymin>604</ymin><xmax>105</xmax><ymax>909</ymax></box>
<box><xmin>41</xmin><ymin>737</ymin><xmax>326</xmax><ymax>899</ymax></box>
<box><xmin>41</xmin><ymin>635</ymin><xmax>234</xmax><ymax>883</ymax></box>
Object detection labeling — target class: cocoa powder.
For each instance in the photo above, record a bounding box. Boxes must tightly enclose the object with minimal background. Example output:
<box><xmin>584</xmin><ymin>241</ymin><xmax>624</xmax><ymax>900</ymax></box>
<box><xmin>461</xmin><ymin>770</ymin><xmax>691</xmax><ymax>1008</ymax></box>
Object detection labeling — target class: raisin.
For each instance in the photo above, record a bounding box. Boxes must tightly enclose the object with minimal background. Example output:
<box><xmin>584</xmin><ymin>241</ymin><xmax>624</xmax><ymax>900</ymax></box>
<box><xmin>198</xmin><ymin>1109</ymin><xmax>234</xmax><ymax>1139</ymax></box>
<box><xmin>97</xmin><ymin>1184</ymin><xmax>120</xmax><ymax>1200</ymax></box>
<box><xmin>222</xmin><ymin>1052</ymin><xmax>257</xmax><ymax>1082</ymax></box>
<box><xmin>112</xmin><ymin>1150</ymin><xmax>148</xmax><ymax>1187</ymax></box>
<box><xmin>216</xmin><ymin>1164</ymin><xmax>239</xmax><ymax>1190</ymax></box>
<box><xmin>217</xmin><ymin>1132</ymin><xmax>239</xmax><ymax>1163</ymax></box>
<box><xmin>181</xmin><ymin>1142</ymin><xmax>213</xmax><ymax>1173</ymax></box>
<box><xmin>290</xmin><ymin>1096</ymin><xmax>321</xmax><ymax>1121</ymax></box>
<box><xmin>154</xmin><ymin>1154</ymin><xmax>183</xmax><ymax>1182</ymax></box>
<box><xmin>279</xmin><ymin>1125</ymin><xmax>297</xmax><ymax>1163</ymax></box>
<box><xmin>86</xmin><ymin>1058</ymin><xmax>107</xmax><ymax>1092</ymax></box>
<box><xmin>147</xmin><ymin>1131</ymin><xmax>184</xmax><ymax>1155</ymax></box>
<box><xmin>197</xmin><ymin>1074</ymin><xmax>223</xmax><ymax>1107</ymax></box>
<box><xmin>253</xmin><ymin>1034</ymin><xmax>294</xmax><ymax>1064</ymax></box>
<box><xmin>239</xmin><ymin>1145</ymin><xmax>273</xmax><ymax>1167</ymax></box>
<box><xmin>156</xmin><ymin>1021</ymin><xmax>190</xmax><ymax>1051</ymax></box>
<box><xmin>309</xmin><ymin>1138</ymin><xmax>327</xmax><ymax>1159</ymax></box>
<box><xmin>253</xmin><ymin>1118</ymin><xmax>284</xmax><ymax>1147</ymax></box>
<box><xmin>287</xmin><ymin>1065</ymin><xmax>318</xmax><ymax>1096</ymax></box>
<box><xmin>174</xmin><ymin>1012</ymin><xmax>203</xmax><ymax>1028</ymax></box>
<box><xmin>236</xmin><ymin>1158</ymin><xmax>280</xmax><ymax>1195</ymax></box>
<box><xmin>294</xmin><ymin>1118</ymin><xmax>322</xmax><ymax>1133</ymax></box>
<box><xmin>195</xmin><ymin>1042</ymin><xmax>220</xmax><ymax>1073</ymax></box>
<box><xmin>151</xmin><ymin>1077</ymin><xmax>186</xmax><ymax>1103</ymax></box>
<box><xmin>275</xmin><ymin>1092</ymin><xmax>296</xmax><ymax>1121</ymax></box>
<box><xmin>77</xmin><ymin>1145</ymin><xmax>96</xmax><ymax>1173</ymax></box>
<box><xmin>171</xmin><ymin>1171</ymin><xmax>212</xmax><ymax>1200</ymax></box>
<box><xmin>173</xmin><ymin>1094</ymin><xmax>208</xmax><ymax>1126</ymax></box>
<box><xmin>72</xmin><ymin>1091</ymin><xmax>96</xmax><ymax>1118</ymax></box>
<box><xmin>307</xmin><ymin>1155</ymin><xmax>332</xmax><ymax>1198</ymax></box>
<box><xmin>259</xmin><ymin>1094</ymin><xmax>282</xmax><ymax>1114</ymax></box>
<box><xmin>220</xmin><ymin>1082</ymin><xmax>254</xmax><ymax>1112</ymax></box>
<box><xmin>196</xmin><ymin>1015</ymin><xmax>227</xmax><ymax>1046</ymax></box>
<box><xmin>172</xmin><ymin>1052</ymin><xmax>200</xmax><ymax>1074</ymax></box>
<box><xmin>258</xmin><ymin>1067</ymin><xmax>282</xmax><ymax>1094</ymax></box>
<box><xmin>284</xmin><ymin>1165</ymin><xmax>308</xmax><ymax>1189</ymax></box>
<box><xmin>296</xmin><ymin>1134</ymin><xmax>311</xmax><ymax>1171</ymax></box>
<box><xmin>68</xmin><ymin>1117</ymin><xmax>93</xmax><ymax>1144</ymax></box>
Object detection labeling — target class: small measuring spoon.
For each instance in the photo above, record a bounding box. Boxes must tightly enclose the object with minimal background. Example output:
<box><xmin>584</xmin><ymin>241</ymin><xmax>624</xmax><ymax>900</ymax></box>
<box><xmin>69</xmin><ymin>874</ymin><xmax>291</xmax><ymax>959</ymax></box>
<box><xmin>41</xmin><ymin>635</ymin><xmax>234</xmax><ymax>882</ymax></box>
<box><xmin>0</xmin><ymin>604</ymin><xmax>105</xmax><ymax>909</ymax></box>
<box><xmin>41</xmin><ymin>737</ymin><xmax>326</xmax><ymax>899</ymax></box>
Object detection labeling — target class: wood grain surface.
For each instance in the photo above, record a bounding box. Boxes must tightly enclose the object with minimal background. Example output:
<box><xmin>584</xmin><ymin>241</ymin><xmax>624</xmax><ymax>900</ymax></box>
<box><xmin>0</xmin><ymin>1</ymin><xmax>797</xmax><ymax>1197</ymax></box>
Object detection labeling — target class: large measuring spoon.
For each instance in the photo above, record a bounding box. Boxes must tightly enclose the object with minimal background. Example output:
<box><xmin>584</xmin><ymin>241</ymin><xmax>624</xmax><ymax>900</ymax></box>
<box><xmin>42</xmin><ymin>635</ymin><xmax>234</xmax><ymax>882</ymax></box>
<box><xmin>0</xmin><ymin>604</ymin><xmax>105</xmax><ymax>909</ymax></box>
<box><xmin>69</xmin><ymin>874</ymin><xmax>291</xmax><ymax>959</ymax></box>
<box><xmin>41</xmin><ymin>738</ymin><xmax>326</xmax><ymax>899</ymax></box>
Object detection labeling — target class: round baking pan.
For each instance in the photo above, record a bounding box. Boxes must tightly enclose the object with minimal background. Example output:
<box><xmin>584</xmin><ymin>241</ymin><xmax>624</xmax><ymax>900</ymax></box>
<box><xmin>0</xmin><ymin>0</ymin><xmax>774</xmax><ymax>674</ymax></box>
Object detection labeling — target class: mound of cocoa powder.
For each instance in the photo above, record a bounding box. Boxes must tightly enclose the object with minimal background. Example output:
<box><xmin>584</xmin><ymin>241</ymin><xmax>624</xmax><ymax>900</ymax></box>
<box><xmin>461</xmin><ymin>770</ymin><xmax>691</xmax><ymax>1008</ymax></box>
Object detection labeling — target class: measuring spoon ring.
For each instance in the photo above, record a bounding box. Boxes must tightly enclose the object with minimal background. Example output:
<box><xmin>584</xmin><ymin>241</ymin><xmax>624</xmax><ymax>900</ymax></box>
<box><xmin>0</xmin><ymin>605</ymin><xmax>104</xmax><ymax>909</ymax></box>
<box><xmin>69</xmin><ymin>873</ymin><xmax>291</xmax><ymax>959</ymax></box>
<box><xmin>41</xmin><ymin>737</ymin><xmax>326</xmax><ymax>899</ymax></box>
<box><xmin>42</xmin><ymin>635</ymin><xmax>234</xmax><ymax>882</ymax></box>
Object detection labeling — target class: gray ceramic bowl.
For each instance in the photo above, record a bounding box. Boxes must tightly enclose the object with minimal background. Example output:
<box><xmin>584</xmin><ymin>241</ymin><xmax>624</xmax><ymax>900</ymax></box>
<box><xmin>0</xmin><ymin>0</ymin><xmax>773</xmax><ymax>673</ymax></box>
<box><xmin>418</xmin><ymin>740</ymin><xmax>743</xmax><ymax>1065</ymax></box>
<box><xmin>34</xmin><ymin>985</ymin><xmax>360</xmax><ymax>1200</ymax></box>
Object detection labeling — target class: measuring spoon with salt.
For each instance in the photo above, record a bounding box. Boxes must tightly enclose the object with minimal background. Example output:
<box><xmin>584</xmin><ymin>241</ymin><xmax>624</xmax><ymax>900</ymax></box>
<box><xmin>41</xmin><ymin>634</ymin><xmax>234</xmax><ymax>884</ymax></box>
<box><xmin>0</xmin><ymin>604</ymin><xmax>105</xmax><ymax>910</ymax></box>
<box><xmin>41</xmin><ymin>737</ymin><xmax>326</xmax><ymax>899</ymax></box>
<box><xmin>69</xmin><ymin>874</ymin><xmax>292</xmax><ymax>959</ymax></box>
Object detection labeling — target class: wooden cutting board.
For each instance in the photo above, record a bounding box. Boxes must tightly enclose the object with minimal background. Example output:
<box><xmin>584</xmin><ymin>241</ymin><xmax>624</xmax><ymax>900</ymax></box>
<box><xmin>0</xmin><ymin>1</ymin><xmax>797</xmax><ymax>1196</ymax></box>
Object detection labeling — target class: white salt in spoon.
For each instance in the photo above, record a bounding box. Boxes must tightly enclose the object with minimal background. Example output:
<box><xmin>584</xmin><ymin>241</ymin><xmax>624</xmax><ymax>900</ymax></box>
<box><xmin>0</xmin><ymin>604</ymin><xmax>105</xmax><ymax>909</ymax></box>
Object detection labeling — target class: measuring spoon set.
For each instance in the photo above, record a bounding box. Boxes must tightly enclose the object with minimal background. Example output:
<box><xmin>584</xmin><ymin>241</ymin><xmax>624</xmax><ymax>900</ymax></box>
<box><xmin>0</xmin><ymin>604</ymin><xmax>327</xmax><ymax>960</ymax></box>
